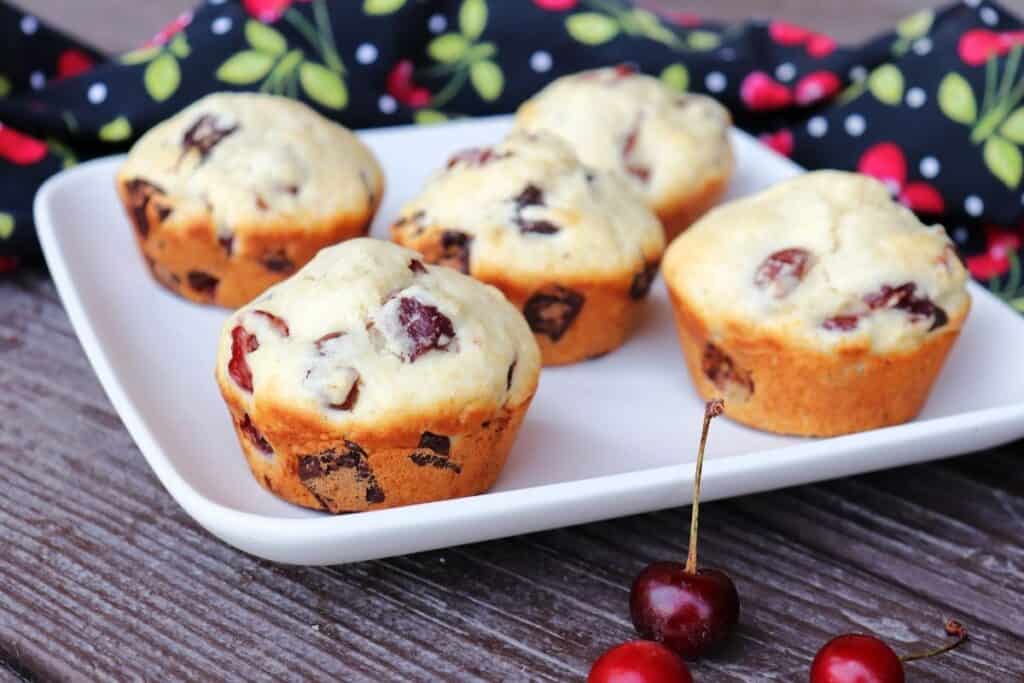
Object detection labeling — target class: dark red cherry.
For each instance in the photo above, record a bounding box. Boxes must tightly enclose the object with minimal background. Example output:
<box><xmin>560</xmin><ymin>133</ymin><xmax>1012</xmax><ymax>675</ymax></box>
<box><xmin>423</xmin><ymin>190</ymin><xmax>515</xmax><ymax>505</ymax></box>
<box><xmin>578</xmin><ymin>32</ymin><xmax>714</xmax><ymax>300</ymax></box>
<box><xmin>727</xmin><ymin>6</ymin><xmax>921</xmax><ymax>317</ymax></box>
<box><xmin>396</xmin><ymin>296</ymin><xmax>456</xmax><ymax>362</ymax></box>
<box><xmin>630</xmin><ymin>563</ymin><xmax>739</xmax><ymax>659</ymax></box>
<box><xmin>181</xmin><ymin>114</ymin><xmax>239</xmax><ymax>161</ymax></box>
<box><xmin>588</xmin><ymin>641</ymin><xmax>693</xmax><ymax>683</ymax></box>
<box><xmin>810</xmin><ymin>620</ymin><xmax>968</xmax><ymax>683</ymax></box>
<box><xmin>629</xmin><ymin>400</ymin><xmax>738</xmax><ymax>659</ymax></box>
<box><xmin>228</xmin><ymin>325</ymin><xmax>258</xmax><ymax>392</ymax></box>
<box><xmin>810</xmin><ymin>634</ymin><xmax>904</xmax><ymax>683</ymax></box>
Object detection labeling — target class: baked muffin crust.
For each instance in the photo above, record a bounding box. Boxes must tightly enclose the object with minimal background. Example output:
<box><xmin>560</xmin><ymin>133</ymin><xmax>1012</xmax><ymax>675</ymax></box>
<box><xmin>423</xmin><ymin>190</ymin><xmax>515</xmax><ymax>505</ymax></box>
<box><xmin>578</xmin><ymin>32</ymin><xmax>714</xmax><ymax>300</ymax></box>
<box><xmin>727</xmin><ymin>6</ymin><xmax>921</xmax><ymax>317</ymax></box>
<box><xmin>514</xmin><ymin>65</ymin><xmax>733</xmax><ymax>238</ymax></box>
<box><xmin>662</xmin><ymin>171</ymin><xmax>970</xmax><ymax>436</ymax></box>
<box><xmin>117</xmin><ymin>92</ymin><xmax>384</xmax><ymax>307</ymax></box>
<box><xmin>392</xmin><ymin>132</ymin><xmax>665</xmax><ymax>365</ymax></box>
<box><xmin>215</xmin><ymin>238</ymin><xmax>541</xmax><ymax>512</ymax></box>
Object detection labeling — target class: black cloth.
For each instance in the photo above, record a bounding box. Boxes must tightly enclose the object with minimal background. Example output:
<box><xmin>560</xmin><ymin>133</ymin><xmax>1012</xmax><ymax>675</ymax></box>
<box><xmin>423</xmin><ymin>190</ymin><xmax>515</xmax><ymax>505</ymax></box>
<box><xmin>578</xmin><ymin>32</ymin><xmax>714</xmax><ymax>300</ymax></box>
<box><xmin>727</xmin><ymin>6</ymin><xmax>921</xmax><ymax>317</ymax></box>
<box><xmin>0</xmin><ymin>0</ymin><xmax>1021</xmax><ymax>314</ymax></box>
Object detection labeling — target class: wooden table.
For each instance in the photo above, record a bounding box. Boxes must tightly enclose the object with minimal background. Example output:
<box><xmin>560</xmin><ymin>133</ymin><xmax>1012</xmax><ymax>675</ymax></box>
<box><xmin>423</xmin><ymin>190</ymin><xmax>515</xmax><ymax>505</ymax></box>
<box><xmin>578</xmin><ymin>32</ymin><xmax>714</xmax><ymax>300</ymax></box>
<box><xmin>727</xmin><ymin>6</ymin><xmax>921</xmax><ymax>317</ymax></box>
<box><xmin>3</xmin><ymin>1</ymin><xmax>1024</xmax><ymax>681</ymax></box>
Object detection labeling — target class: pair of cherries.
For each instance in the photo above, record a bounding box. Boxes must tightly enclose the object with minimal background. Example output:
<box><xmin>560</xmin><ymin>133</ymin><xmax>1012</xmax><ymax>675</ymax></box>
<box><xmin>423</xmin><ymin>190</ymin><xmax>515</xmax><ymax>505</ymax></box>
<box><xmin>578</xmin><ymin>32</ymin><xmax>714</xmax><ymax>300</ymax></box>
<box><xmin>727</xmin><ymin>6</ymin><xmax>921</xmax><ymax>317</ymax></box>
<box><xmin>587</xmin><ymin>400</ymin><xmax>970</xmax><ymax>683</ymax></box>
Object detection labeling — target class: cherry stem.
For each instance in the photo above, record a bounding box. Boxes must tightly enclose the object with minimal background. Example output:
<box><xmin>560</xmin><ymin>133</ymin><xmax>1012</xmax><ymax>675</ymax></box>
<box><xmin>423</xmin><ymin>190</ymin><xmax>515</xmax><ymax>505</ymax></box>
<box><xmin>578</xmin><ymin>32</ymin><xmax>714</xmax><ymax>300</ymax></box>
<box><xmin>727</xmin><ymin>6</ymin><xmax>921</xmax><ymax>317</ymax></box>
<box><xmin>685</xmin><ymin>399</ymin><xmax>724</xmax><ymax>575</ymax></box>
<box><xmin>899</xmin><ymin>620</ymin><xmax>969</xmax><ymax>664</ymax></box>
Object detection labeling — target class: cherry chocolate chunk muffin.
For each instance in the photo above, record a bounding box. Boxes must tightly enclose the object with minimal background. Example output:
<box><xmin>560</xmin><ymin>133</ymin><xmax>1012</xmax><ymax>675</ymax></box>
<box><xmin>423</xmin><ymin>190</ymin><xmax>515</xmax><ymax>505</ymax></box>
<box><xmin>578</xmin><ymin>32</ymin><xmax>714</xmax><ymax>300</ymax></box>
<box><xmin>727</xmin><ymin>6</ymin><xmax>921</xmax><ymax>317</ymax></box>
<box><xmin>513</xmin><ymin>64</ymin><xmax>733</xmax><ymax>240</ymax></box>
<box><xmin>391</xmin><ymin>131</ymin><xmax>665</xmax><ymax>366</ymax></box>
<box><xmin>215</xmin><ymin>238</ymin><xmax>541</xmax><ymax>514</ymax></box>
<box><xmin>662</xmin><ymin>171</ymin><xmax>970</xmax><ymax>437</ymax></box>
<box><xmin>117</xmin><ymin>92</ymin><xmax>384</xmax><ymax>308</ymax></box>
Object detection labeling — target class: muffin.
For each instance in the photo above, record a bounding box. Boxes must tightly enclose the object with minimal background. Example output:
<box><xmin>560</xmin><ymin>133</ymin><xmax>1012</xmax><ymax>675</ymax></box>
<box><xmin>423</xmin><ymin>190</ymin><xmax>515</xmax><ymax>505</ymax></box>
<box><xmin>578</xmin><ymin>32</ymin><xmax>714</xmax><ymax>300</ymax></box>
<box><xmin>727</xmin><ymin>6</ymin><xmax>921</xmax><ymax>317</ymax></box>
<box><xmin>117</xmin><ymin>92</ymin><xmax>384</xmax><ymax>308</ymax></box>
<box><xmin>513</xmin><ymin>64</ymin><xmax>733</xmax><ymax>240</ymax></box>
<box><xmin>662</xmin><ymin>171</ymin><xmax>970</xmax><ymax>437</ymax></box>
<box><xmin>391</xmin><ymin>131</ymin><xmax>665</xmax><ymax>366</ymax></box>
<box><xmin>215</xmin><ymin>238</ymin><xmax>541</xmax><ymax>513</ymax></box>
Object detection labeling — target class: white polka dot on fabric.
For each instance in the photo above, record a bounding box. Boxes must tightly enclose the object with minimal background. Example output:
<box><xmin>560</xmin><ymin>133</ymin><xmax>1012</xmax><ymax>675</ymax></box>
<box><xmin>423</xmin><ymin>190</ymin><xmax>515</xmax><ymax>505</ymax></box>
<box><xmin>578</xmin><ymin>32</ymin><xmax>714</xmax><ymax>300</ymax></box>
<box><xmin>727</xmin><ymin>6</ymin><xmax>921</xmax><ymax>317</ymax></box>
<box><xmin>912</xmin><ymin>37</ymin><xmax>933</xmax><ymax>56</ymax></box>
<box><xmin>965</xmin><ymin>195</ymin><xmax>984</xmax><ymax>216</ymax></box>
<box><xmin>378</xmin><ymin>94</ymin><xmax>397</xmax><ymax>114</ymax></box>
<box><xmin>705</xmin><ymin>71</ymin><xmax>727</xmax><ymax>93</ymax></box>
<box><xmin>530</xmin><ymin>50</ymin><xmax>552</xmax><ymax>73</ymax></box>
<box><xmin>87</xmin><ymin>82</ymin><xmax>107</xmax><ymax>105</ymax></box>
<box><xmin>355</xmin><ymin>43</ymin><xmax>378</xmax><ymax>65</ymax></box>
<box><xmin>906</xmin><ymin>87</ymin><xmax>927</xmax><ymax>108</ymax></box>
<box><xmin>849</xmin><ymin>65</ymin><xmax>868</xmax><ymax>83</ymax></box>
<box><xmin>882</xmin><ymin>178</ymin><xmax>901</xmax><ymax>197</ymax></box>
<box><xmin>807</xmin><ymin>116</ymin><xmax>828</xmax><ymax>137</ymax></box>
<box><xmin>844</xmin><ymin>114</ymin><xmax>866</xmax><ymax>136</ymax></box>
<box><xmin>29</xmin><ymin>71</ymin><xmax>45</xmax><ymax>91</ymax></box>
<box><xmin>20</xmin><ymin>15</ymin><xmax>38</xmax><ymax>35</ymax></box>
<box><xmin>428</xmin><ymin>14</ymin><xmax>447</xmax><ymax>34</ymax></box>
<box><xmin>208</xmin><ymin>0</ymin><xmax>227</xmax><ymax>4</ymax></box>
<box><xmin>980</xmin><ymin>6</ymin><xmax>999</xmax><ymax>25</ymax></box>
<box><xmin>964</xmin><ymin>0</ymin><xmax>981</xmax><ymax>6</ymax></box>
<box><xmin>211</xmin><ymin>16</ymin><xmax>232</xmax><ymax>34</ymax></box>
<box><xmin>953</xmin><ymin>226</ymin><xmax>969</xmax><ymax>243</ymax></box>
<box><xmin>920</xmin><ymin>156</ymin><xmax>940</xmax><ymax>178</ymax></box>
<box><xmin>775</xmin><ymin>62</ymin><xmax>797</xmax><ymax>82</ymax></box>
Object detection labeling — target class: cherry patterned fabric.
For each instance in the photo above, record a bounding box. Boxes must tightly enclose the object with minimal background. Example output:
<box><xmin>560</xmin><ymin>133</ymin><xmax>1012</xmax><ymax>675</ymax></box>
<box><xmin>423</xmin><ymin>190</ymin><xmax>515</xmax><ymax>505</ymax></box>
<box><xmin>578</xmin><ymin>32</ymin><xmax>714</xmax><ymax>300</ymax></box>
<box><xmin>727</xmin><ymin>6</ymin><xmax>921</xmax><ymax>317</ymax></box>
<box><xmin>0</xmin><ymin>0</ymin><xmax>1022</xmax><ymax>313</ymax></box>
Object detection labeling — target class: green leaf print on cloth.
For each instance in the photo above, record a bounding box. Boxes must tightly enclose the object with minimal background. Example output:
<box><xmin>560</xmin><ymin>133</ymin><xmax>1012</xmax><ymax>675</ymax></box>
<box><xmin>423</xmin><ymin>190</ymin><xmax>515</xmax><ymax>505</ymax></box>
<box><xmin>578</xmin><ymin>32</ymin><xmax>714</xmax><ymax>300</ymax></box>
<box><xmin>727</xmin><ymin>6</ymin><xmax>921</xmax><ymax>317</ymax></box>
<box><xmin>940</xmin><ymin>45</ymin><xmax>1024</xmax><ymax>190</ymax></box>
<box><xmin>120</xmin><ymin>35</ymin><xmax>190</xmax><ymax>102</ymax></box>
<box><xmin>409</xmin><ymin>0</ymin><xmax>505</xmax><ymax>111</ymax></box>
<box><xmin>216</xmin><ymin>3</ymin><xmax>349</xmax><ymax>110</ymax></box>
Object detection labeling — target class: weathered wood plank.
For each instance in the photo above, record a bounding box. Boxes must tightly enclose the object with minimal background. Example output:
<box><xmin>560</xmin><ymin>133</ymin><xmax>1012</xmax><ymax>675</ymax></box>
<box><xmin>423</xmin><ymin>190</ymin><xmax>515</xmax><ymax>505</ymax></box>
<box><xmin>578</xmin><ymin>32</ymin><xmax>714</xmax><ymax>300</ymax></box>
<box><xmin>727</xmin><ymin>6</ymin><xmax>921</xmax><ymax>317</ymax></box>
<box><xmin>0</xmin><ymin>665</ymin><xmax>31</xmax><ymax>683</ymax></box>
<box><xmin>3</xmin><ymin>268</ymin><xmax>1024</xmax><ymax>683</ymax></box>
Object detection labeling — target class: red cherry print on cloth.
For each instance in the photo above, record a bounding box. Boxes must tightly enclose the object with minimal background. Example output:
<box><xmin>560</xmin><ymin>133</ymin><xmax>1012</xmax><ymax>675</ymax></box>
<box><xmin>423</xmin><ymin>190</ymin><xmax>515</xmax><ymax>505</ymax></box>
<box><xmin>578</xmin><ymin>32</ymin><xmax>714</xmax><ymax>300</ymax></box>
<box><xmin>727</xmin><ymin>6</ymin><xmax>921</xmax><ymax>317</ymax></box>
<box><xmin>958</xmin><ymin>29</ymin><xmax>1024</xmax><ymax>66</ymax></box>
<box><xmin>794</xmin><ymin>71</ymin><xmax>841</xmax><ymax>106</ymax></box>
<box><xmin>532</xmin><ymin>0</ymin><xmax>578</xmax><ymax>10</ymax></box>
<box><xmin>0</xmin><ymin>256</ymin><xmax>18</xmax><ymax>274</ymax></box>
<box><xmin>899</xmin><ymin>183</ymin><xmax>945</xmax><ymax>214</ymax></box>
<box><xmin>806</xmin><ymin>33</ymin><xmax>837</xmax><ymax>58</ymax></box>
<box><xmin>588</xmin><ymin>641</ymin><xmax>693</xmax><ymax>683</ymax></box>
<box><xmin>858</xmin><ymin>143</ymin><xmax>906</xmax><ymax>190</ymax></box>
<box><xmin>56</xmin><ymin>50</ymin><xmax>95</xmax><ymax>80</ymax></box>
<box><xmin>857</xmin><ymin>143</ymin><xmax>945</xmax><ymax>215</ymax></box>
<box><xmin>759</xmin><ymin>129</ymin><xmax>794</xmax><ymax>157</ymax></box>
<box><xmin>0</xmin><ymin>125</ymin><xmax>48</xmax><ymax>166</ymax></box>
<box><xmin>959</xmin><ymin>29</ymin><xmax>1003</xmax><ymax>66</ymax></box>
<box><xmin>147</xmin><ymin>11</ymin><xmax>193</xmax><ymax>47</ymax></box>
<box><xmin>740</xmin><ymin>72</ymin><xmax>793</xmax><ymax>111</ymax></box>
<box><xmin>386</xmin><ymin>60</ymin><xmax>431</xmax><ymax>108</ymax></box>
<box><xmin>768</xmin><ymin>21</ymin><xmax>836</xmax><ymax>58</ymax></box>
<box><xmin>967</xmin><ymin>226</ymin><xmax>1022</xmax><ymax>279</ymax></box>
<box><xmin>769</xmin><ymin>20</ymin><xmax>813</xmax><ymax>46</ymax></box>
<box><xmin>653</xmin><ymin>9</ymin><xmax>701</xmax><ymax>27</ymax></box>
<box><xmin>998</xmin><ymin>31</ymin><xmax>1024</xmax><ymax>52</ymax></box>
<box><xmin>243</xmin><ymin>0</ymin><xmax>311</xmax><ymax>23</ymax></box>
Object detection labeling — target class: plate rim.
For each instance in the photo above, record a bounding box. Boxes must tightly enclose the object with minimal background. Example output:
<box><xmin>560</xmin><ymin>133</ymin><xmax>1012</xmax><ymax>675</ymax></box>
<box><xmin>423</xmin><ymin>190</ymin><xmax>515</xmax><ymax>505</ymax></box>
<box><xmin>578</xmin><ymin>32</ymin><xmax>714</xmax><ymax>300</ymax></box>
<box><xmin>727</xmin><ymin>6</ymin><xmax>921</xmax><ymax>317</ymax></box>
<box><xmin>34</xmin><ymin>121</ymin><xmax>1024</xmax><ymax>563</ymax></box>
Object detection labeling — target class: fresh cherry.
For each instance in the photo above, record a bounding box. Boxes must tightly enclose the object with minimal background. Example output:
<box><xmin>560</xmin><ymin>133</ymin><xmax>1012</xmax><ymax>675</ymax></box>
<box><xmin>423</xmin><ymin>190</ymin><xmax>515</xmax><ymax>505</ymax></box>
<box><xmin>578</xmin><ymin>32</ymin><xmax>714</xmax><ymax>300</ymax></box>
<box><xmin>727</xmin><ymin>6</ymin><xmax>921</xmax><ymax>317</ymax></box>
<box><xmin>810</xmin><ymin>619</ymin><xmax>969</xmax><ymax>683</ymax></box>
<box><xmin>810</xmin><ymin>634</ymin><xmax>903</xmax><ymax>683</ymax></box>
<box><xmin>630</xmin><ymin>400</ymin><xmax>739</xmax><ymax>659</ymax></box>
<box><xmin>588</xmin><ymin>641</ymin><xmax>693</xmax><ymax>683</ymax></box>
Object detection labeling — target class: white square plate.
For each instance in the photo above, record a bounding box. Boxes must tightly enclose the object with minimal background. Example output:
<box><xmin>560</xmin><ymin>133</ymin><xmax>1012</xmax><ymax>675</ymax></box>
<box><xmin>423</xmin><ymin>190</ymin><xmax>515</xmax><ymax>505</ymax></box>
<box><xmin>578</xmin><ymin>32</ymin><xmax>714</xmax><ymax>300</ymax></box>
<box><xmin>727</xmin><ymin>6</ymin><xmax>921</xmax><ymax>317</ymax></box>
<box><xmin>35</xmin><ymin>115</ymin><xmax>1024</xmax><ymax>565</ymax></box>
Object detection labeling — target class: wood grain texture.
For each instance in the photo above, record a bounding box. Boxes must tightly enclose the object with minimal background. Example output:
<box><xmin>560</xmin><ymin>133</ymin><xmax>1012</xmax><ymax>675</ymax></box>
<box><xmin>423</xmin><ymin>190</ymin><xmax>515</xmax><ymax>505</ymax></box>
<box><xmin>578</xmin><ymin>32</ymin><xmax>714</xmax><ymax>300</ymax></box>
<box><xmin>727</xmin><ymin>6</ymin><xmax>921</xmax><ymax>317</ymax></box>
<box><xmin>2</xmin><ymin>268</ymin><xmax>1023</xmax><ymax>681</ymax></box>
